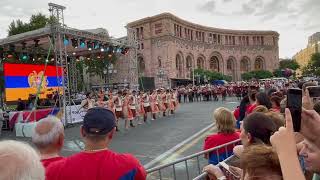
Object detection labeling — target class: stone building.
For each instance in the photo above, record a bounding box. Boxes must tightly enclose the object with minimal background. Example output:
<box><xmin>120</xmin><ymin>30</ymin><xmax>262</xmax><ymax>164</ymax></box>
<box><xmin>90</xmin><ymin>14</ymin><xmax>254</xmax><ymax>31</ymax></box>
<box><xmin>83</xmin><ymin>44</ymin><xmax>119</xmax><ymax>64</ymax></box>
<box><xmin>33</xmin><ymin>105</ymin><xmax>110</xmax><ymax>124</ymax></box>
<box><xmin>124</xmin><ymin>13</ymin><xmax>279</xmax><ymax>88</ymax></box>
<box><xmin>293</xmin><ymin>32</ymin><xmax>320</xmax><ymax>75</ymax></box>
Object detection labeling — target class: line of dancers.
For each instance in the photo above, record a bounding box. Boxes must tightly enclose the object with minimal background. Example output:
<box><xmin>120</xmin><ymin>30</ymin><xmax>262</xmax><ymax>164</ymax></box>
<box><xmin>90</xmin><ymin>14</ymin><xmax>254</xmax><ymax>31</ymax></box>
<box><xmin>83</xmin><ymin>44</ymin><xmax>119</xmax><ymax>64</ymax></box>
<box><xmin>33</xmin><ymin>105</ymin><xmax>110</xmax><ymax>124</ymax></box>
<box><xmin>80</xmin><ymin>88</ymin><xmax>179</xmax><ymax>131</ymax></box>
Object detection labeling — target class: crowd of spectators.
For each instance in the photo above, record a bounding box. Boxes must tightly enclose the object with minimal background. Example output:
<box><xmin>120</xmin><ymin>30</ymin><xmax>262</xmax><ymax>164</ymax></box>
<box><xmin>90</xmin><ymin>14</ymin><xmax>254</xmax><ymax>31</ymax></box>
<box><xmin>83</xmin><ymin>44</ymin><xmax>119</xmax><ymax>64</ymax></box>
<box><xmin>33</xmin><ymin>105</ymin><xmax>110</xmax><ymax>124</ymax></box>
<box><xmin>202</xmin><ymin>80</ymin><xmax>320</xmax><ymax>180</ymax></box>
<box><xmin>1</xmin><ymin>79</ymin><xmax>320</xmax><ymax>180</ymax></box>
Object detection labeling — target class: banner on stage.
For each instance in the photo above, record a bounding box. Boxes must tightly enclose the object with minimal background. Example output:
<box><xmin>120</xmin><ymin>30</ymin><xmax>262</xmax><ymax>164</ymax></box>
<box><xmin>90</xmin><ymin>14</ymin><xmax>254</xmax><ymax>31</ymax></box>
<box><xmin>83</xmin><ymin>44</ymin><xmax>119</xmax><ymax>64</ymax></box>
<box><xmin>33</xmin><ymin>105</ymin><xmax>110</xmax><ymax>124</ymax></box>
<box><xmin>64</xmin><ymin>105</ymin><xmax>84</xmax><ymax>124</ymax></box>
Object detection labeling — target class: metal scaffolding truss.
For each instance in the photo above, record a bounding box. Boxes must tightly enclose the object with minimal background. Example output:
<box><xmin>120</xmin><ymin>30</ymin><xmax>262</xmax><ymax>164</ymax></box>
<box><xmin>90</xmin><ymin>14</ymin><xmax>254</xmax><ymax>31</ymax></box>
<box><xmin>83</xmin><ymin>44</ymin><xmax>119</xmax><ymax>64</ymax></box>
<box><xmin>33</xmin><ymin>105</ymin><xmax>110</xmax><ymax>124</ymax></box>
<box><xmin>0</xmin><ymin>3</ymin><xmax>130</xmax><ymax>126</ymax></box>
<box><xmin>126</xmin><ymin>28</ymin><xmax>139</xmax><ymax>89</ymax></box>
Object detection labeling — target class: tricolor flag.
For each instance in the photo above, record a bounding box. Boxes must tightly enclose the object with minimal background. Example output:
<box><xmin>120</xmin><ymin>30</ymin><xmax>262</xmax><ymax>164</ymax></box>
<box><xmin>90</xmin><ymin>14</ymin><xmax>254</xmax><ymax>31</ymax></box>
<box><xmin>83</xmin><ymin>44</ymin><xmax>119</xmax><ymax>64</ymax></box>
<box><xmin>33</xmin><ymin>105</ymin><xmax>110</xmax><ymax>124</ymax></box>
<box><xmin>4</xmin><ymin>63</ymin><xmax>63</xmax><ymax>101</ymax></box>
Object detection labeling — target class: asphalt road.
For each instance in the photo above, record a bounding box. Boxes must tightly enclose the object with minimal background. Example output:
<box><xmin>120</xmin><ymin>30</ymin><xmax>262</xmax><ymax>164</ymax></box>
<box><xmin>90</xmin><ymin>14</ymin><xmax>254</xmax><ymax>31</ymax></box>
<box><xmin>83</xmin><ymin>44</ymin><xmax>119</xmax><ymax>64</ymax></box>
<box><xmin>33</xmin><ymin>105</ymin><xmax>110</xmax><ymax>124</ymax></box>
<box><xmin>0</xmin><ymin>97</ymin><xmax>239</xmax><ymax>179</ymax></box>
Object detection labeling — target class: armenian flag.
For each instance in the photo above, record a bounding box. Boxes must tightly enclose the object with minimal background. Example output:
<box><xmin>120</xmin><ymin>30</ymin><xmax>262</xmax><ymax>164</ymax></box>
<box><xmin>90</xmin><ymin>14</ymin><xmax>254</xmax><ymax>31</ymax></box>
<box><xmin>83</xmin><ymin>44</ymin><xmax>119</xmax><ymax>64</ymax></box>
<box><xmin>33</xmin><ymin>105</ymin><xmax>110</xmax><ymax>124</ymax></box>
<box><xmin>4</xmin><ymin>63</ymin><xmax>63</xmax><ymax>101</ymax></box>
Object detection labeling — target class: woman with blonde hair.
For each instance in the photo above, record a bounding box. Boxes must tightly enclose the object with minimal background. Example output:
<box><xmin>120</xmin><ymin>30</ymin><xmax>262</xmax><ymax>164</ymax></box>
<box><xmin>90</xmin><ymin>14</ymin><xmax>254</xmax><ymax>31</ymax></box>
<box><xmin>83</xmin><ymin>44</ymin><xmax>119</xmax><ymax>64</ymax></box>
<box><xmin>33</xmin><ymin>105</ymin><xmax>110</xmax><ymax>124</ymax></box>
<box><xmin>253</xmin><ymin>105</ymin><xmax>269</xmax><ymax>113</ymax></box>
<box><xmin>203</xmin><ymin>107</ymin><xmax>240</xmax><ymax>164</ymax></box>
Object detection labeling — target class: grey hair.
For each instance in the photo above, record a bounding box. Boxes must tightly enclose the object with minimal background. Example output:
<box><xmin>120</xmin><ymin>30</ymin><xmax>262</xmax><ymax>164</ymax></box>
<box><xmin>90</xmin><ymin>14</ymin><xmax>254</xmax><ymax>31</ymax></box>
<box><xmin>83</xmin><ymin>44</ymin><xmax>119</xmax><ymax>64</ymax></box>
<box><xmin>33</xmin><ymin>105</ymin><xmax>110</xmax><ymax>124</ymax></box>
<box><xmin>32</xmin><ymin>115</ymin><xmax>64</xmax><ymax>148</ymax></box>
<box><xmin>0</xmin><ymin>140</ymin><xmax>45</xmax><ymax>180</ymax></box>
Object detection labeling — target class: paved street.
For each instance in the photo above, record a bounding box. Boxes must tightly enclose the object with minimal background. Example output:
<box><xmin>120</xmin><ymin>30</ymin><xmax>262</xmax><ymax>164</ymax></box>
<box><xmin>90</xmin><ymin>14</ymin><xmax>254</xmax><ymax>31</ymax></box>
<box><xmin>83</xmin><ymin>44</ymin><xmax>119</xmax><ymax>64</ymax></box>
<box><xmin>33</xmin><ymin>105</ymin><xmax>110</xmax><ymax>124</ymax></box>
<box><xmin>0</xmin><ymin>98</ymin><xmax>239</xmax><ymax>172</ymax></box>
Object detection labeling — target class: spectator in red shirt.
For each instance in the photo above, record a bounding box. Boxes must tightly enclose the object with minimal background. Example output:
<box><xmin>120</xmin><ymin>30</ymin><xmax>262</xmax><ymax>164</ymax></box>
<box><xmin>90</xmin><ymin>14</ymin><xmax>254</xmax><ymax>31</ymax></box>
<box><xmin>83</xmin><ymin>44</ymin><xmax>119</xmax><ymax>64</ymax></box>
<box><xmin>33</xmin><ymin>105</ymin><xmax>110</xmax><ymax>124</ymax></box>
<box><xmin>32</xmin><ymin>115</ymin><xmax>65</xmax><ymax>169</ymax></box>
<box><xmin>247</xmin><ymin>92</ymin><xmax>272</xmax><ymax>114</ymax></box>
<box><xmin>246</xmin><ymin>90</ymin><xmax>257</xmax><ymax>115</ymax></box>
<box><xmin>46</xmin><ymin>107</ymin><xmax>147</xmax><ymax>180</ymax></box>
<box><xmin>203</xmin><ymin>107</ymin><xmax>240</xmax><ymax>164</ymax></box>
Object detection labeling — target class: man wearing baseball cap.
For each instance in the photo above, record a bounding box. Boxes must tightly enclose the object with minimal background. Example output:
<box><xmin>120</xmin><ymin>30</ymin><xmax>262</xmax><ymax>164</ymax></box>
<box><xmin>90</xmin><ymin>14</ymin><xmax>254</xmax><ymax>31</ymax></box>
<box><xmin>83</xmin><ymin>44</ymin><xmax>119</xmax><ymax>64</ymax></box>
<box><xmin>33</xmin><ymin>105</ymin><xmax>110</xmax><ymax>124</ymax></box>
<box><xmin>46</xmin><ymin>107</ymin><xmax>146</xmax><ymax>180</ymax></box>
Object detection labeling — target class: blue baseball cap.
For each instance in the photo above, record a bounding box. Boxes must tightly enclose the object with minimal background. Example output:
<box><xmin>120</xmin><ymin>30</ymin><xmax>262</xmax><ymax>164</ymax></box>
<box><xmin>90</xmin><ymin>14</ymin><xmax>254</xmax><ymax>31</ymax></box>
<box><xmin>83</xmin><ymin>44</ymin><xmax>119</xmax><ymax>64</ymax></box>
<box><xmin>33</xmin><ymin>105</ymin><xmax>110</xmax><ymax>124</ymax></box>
<box><xmin>83</xmin><ymin>107</ymin><xmax>116</xmax><ymax>135</ymax></box>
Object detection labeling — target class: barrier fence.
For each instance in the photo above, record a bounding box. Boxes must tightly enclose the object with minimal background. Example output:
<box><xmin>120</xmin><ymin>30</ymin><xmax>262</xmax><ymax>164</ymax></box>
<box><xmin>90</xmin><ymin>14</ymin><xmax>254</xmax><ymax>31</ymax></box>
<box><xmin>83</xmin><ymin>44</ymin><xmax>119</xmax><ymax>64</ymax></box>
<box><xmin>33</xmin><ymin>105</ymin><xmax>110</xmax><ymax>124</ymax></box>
<box><xmin>146</xmin><ymin>139</ymin><xmax>241</xmax><ymax>180</ymax></box>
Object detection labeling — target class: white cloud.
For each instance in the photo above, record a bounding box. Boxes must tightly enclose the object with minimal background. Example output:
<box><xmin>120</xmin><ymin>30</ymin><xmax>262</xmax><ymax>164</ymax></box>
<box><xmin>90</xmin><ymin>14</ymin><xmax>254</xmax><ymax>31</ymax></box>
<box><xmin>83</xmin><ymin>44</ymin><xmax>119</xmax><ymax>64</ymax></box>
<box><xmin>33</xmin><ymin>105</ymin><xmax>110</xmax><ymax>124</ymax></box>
<box><xmin>0</xmin><ymin>0</ymin><xmax>318</xmax><ymax>58</ymax></box>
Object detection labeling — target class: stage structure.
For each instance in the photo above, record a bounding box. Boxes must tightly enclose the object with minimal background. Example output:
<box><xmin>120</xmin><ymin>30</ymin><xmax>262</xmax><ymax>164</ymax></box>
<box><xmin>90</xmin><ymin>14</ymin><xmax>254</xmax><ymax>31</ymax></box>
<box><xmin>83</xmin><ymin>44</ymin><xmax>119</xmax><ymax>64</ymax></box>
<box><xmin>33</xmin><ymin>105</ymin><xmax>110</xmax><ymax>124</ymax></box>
<box><xmin>0</xmin><ymin>3</ymin><xmax>134</xmax><ymax>126</ymax></box>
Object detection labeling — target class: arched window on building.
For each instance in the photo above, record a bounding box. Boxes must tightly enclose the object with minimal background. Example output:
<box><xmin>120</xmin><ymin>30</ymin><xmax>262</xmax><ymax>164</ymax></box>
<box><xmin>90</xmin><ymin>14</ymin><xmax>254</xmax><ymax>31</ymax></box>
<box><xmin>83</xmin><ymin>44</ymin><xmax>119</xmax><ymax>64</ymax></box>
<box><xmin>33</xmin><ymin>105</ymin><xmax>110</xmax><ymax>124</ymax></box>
<box><xmin>210</xmin><ymin>56</ymin><xmax>219</xmax><ymax>72</ymax></box>
<box><xmin>176</xmin><ymin>54</ymin><xmax>183</xmax><ymax>78</ymax></box>
<box><xmin>197</xmin><ymin>57</ymin><xmax>204</xmax><ymax>69</ymax></box>
<box><xmin>240</xmin><ymin>58</ymin><xmax>250</xmax><ymax>72</ymax></box>
<box><xmin>254</xmin><ymin>57</ymin><xmax>264</xmax><ymax>70</ymax></box>
<box><xmin>186</xmin><ymin>56</ymin><xmax>192</xmax><ymax>69</ymax></box>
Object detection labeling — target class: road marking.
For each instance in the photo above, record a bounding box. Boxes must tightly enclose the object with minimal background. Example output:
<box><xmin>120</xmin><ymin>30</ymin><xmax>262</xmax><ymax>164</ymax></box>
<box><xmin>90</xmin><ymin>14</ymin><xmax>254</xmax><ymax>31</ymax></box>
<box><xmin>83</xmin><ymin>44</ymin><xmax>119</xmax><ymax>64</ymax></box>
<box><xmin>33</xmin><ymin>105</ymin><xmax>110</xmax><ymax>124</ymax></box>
<box><xmin>226</xmin><ymin>102</ymin><xmax>239</xmax><ymax>104</ymax></box>
<box><xmin>144</xmin><ymin>123</ymin><xmax>214</xmax><ymax>169</ymax></box>
<box><xmin>158</xmin><ymin>126</ymin><xmax>215</xmax><ymax>166</ymax></box>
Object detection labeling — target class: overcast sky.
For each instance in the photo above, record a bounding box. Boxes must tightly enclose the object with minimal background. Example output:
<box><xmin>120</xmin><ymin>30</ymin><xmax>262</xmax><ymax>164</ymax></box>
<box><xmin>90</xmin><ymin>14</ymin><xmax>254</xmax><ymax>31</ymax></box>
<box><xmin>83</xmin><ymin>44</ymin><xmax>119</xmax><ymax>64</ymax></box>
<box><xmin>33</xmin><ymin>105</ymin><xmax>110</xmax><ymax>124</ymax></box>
<box><xmin>0</xmin><ymin>0</ymin><xmax>319</xmax><ymax>58</ymax></box>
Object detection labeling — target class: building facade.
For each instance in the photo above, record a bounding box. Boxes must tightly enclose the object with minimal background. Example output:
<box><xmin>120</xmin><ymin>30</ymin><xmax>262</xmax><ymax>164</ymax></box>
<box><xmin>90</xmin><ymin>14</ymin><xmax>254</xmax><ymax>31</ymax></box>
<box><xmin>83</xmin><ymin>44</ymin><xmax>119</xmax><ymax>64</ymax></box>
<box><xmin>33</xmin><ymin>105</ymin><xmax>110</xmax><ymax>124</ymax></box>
<box><xmin>293</xmin><ymin>32</ymin><xmax>320</xmax><ymax>75</ymax></box>
<box><xmin>123</xmin><ymin>13</ymin><xmax>279</xmax><ymax>88</ymax></box>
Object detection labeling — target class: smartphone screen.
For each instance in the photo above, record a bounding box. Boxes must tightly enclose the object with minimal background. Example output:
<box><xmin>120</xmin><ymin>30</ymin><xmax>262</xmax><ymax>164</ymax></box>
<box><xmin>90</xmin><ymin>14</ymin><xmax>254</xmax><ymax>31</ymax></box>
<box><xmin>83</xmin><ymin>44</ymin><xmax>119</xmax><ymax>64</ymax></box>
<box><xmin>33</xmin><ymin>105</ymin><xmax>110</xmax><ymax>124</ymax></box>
<box><xmin>287</xmin><ymin>88</ymin><xmax>302</xmax><ymax>132</ymax></box>
<box><xmin>307</xmin><ymin>86</ymin><xmax>320</xmax><ymax>98</ymax></box>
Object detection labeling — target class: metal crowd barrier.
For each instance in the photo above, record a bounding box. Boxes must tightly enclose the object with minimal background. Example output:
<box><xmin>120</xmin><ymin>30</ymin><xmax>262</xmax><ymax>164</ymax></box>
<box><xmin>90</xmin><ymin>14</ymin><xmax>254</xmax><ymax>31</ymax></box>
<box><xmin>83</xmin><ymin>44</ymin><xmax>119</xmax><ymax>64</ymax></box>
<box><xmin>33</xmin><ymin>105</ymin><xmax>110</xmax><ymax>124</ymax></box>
<box><xmin>146</xmin><ymin>139</ymin><xmax>241</xmax><ymax>180</ymax></box>
<box><xmin>193</xmin><ymin>155</ymin><xmax>239</xmax><ymax>180</ymax></box>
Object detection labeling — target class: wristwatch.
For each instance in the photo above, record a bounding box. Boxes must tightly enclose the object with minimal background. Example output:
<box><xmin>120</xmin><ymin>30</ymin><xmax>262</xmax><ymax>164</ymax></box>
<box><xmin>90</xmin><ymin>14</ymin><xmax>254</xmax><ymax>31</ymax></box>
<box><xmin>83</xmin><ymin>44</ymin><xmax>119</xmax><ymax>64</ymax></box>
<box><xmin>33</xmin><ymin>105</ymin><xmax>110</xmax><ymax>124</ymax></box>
<box><xmin>217</xmin><ymin>176</ymin><xmax>227</xmax><ymax>180</ymax></box>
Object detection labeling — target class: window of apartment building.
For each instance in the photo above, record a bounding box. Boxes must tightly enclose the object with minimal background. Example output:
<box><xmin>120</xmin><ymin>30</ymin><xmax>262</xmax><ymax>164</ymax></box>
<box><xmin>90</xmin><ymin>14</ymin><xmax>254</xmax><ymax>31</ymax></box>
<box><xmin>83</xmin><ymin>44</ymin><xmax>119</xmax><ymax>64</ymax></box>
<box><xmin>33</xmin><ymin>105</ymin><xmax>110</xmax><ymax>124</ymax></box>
<box><xmin>185</xmin><ymin>28</ymin><xmax>187</xmax><ymax>38</ymax></box>
<box><xmin>246</xmin><ymin>36</ymin><xmax>249</xmax><ymax>45</ymax></box>
<box><xmin>225</xmin><ymin>36</ymin><xmax>228</xmax><ymax>45</ymax></box>
<box><xmin>140</xmin><ymin>27</ymin><xmax>144</xmax><ymax>39</ymax></box>
<box><xmin>202</xmin><ymin>32</ymin><xmax>205</xmax><ymax>42</ymax></box>
<box><xmin>232</xmin><ymin>36</ymin><xmax>235</xmax><ymax>45</ymax></box>
<box><xmin>218</xmin><ymin>35</ymin><xmax>221</xmax><ymax>44</ymax></box>
<box><xmin>239</xmin><ymin>36</ymin><xmax>242</xmax><ymax>45</ymax></box>
<box><xmin>191</xmin><ymin>30</ymin><xmax>193</xmax><ymax>40</ymax></box>
<box><xmin>253</xmin><ymin>36</ymin><xmax>256</xmax><ymax>45</ymax></box>
<box><xmin>179</xmin><ymin>26</ymin><xmax>182</xmax><ymax>37</ymax></box>
<box><xmin>273</xmin><ymin>37</ymin><xmax>276</xmax><ymax>45</ymax></box>
<box><xmin>136</xmin><ymin>28</ymin><xmax>140</xmax><ymax>40</ymax></box>
<box><xmin>261</xmin><ymin>36</ymin><xmax>264</xmax><ymax>45</ymax></box>
<box><xmin>141</xmin><ymin>43</ymin><xmax>144</xmax><ymax>49</ymax></box>
<box><xmin>257</xmin><ymin>36</ymin><xmax>260</xmax><ymax>45</ymax></box>
<box><xmin>213</xmin><ymin>34</ymin><xmax>217</xmax><ymax>44</ymax></box>
<box><xmin>174</xmin><ymin>24</ymin><xmax>177</xmax><ymax>36</ymax></box>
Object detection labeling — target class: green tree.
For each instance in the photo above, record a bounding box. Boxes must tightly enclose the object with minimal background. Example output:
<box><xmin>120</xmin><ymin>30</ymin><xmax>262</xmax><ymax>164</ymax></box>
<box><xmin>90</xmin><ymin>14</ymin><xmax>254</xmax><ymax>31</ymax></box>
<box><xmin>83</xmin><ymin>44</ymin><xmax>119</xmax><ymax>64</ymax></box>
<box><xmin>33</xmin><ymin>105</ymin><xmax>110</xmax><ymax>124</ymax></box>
<box><xmin>29</xmin><ymin>13</ymin><xmax>48</xmax><ymax>30</ymax></box>
<box><xmin>84</xmin><ymin>54</ymin><xmax>117</xmax><ymax>77</ymax></box>
<box><xmin>302</xmin><ymin>53</ymin><xmax>320</xmax><ymax>76</ymax></box>
<box><xmin>273</xmin><ymin>69</ymin><xmax>282</xmax><ymax>77</ymax></box>
<box><xmin>241</xmin><ymin>70</ymin><xmax>273</xmax><ymax>80</ymax></box>
<box><xmin>279</xmin><ymin>59</ymin><xmax>300</xmax><ymax>70</ymax></box>
<box><xmin>7</xmin><ymin>13</ymin><xmax>54</xmax><ymax>36</ymax></box>
<box><xmin>193</xmin><ymin>68</ymin><xmax>231</xmax><ymax>82</ymax></box>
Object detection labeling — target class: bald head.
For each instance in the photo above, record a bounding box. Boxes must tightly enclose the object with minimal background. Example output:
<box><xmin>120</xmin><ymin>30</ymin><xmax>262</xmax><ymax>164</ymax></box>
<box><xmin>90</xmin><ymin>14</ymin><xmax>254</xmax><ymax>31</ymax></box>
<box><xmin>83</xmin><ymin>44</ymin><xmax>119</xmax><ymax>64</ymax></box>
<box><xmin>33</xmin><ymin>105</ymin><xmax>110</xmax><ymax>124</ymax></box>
<box><xmin>0</xmin><ymin>140</ymin><xmax>45</xmax><ymax>180</ymax></box>
<box><xmin>32</xmin><ymin>116</ymin><xmax>64</xmax><ymax>152</ymax></box>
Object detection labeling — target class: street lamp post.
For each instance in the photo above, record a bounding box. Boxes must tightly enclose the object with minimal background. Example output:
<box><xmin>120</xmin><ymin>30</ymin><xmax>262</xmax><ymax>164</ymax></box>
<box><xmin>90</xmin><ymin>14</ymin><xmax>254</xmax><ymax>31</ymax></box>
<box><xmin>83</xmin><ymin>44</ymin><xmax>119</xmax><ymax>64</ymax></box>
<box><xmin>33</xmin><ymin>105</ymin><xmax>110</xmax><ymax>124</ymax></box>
<box><xmin>195</xmin><ymin>73</ymin><xmax>200</xmax><ymax>85</ymax></box>
<box><xmin>192</xmin><ymin>67</ymin><xmax>195</xmax><ymax>86</ymax></box>
<box><xmin>157</xmin><ymin>68</ymin><xmax>166</xmax><ymax>88</ymax></box>
<box><xmin>108</xmin><ymin>64</ymin><xmax>117</xmax><ymax>87</ymax></box>
<box><xmin>103</xmin><ymin>69</ymin><xmax>107</xmax><ymax>85</ymax></box>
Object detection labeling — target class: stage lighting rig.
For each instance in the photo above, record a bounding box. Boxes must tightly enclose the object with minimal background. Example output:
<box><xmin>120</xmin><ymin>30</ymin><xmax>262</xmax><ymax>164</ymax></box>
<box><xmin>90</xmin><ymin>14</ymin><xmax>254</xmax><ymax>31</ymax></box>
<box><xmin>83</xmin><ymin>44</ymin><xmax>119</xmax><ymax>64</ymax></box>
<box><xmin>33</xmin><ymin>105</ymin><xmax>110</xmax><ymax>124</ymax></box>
<box><xmin>79</xmin><ymin>39</ymin><xmax>86</xmax><ymax>48</ymax></box>
<box><xmin>93</xmin><ymin>41</ymin><xmax>100</xmax><ymax>49</ymax></box>
<box><xmin>87</xmin><ymin>41</ymin><xmax>93</xmax><ymax>51</ymax></box>
<box><xmin>34</xmin><ymin>39</ymin><xmax>40</xmax><ymax>47</ymax></box>
<box><xmin>71</xmin><ymin>38</ymin><xmax>79</xmax><ymax>48</ymax></box>
<box><xmin>21</xmin><ymin>42</ymin><xmax>27</xmax><ymax>50</ymax></box>
<box><xmin>64</xmin><ymin>36</ymin><xmax>69</xmax><ymax>46</ymax></box>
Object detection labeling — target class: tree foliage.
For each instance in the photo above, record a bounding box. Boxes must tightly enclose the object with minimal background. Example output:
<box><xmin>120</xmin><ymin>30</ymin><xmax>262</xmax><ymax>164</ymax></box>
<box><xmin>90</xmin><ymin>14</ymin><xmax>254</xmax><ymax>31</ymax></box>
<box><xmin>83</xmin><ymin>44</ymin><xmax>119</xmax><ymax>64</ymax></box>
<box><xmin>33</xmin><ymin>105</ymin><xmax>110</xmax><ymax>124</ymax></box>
<box><xmin>8</xmin><ymin>13</ymin><xmax>54</xmax><ymax>36</ymax></box>
<box><xmin>279</xmin><ymin>59</ymin><xmax>300</xmax><ymax>70</ymax></box>
<box><xmin>241</xmin><ymin>70</ymin><xmax>273</xmax><ymax>80</ymax></box>
<box><xmin>83</xmin><ymin>54</ymin><xmax>117</xmax><ymax>77</ymax></box>
<box><xmin>193</xmin><ymin>69</ymin><xmax>232</xmax><ymax>82</ymax></box>
<box><xmin>302</xmin><ymin>53</ymin><xmax>320</xmax><ymax>77</ymax></box>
